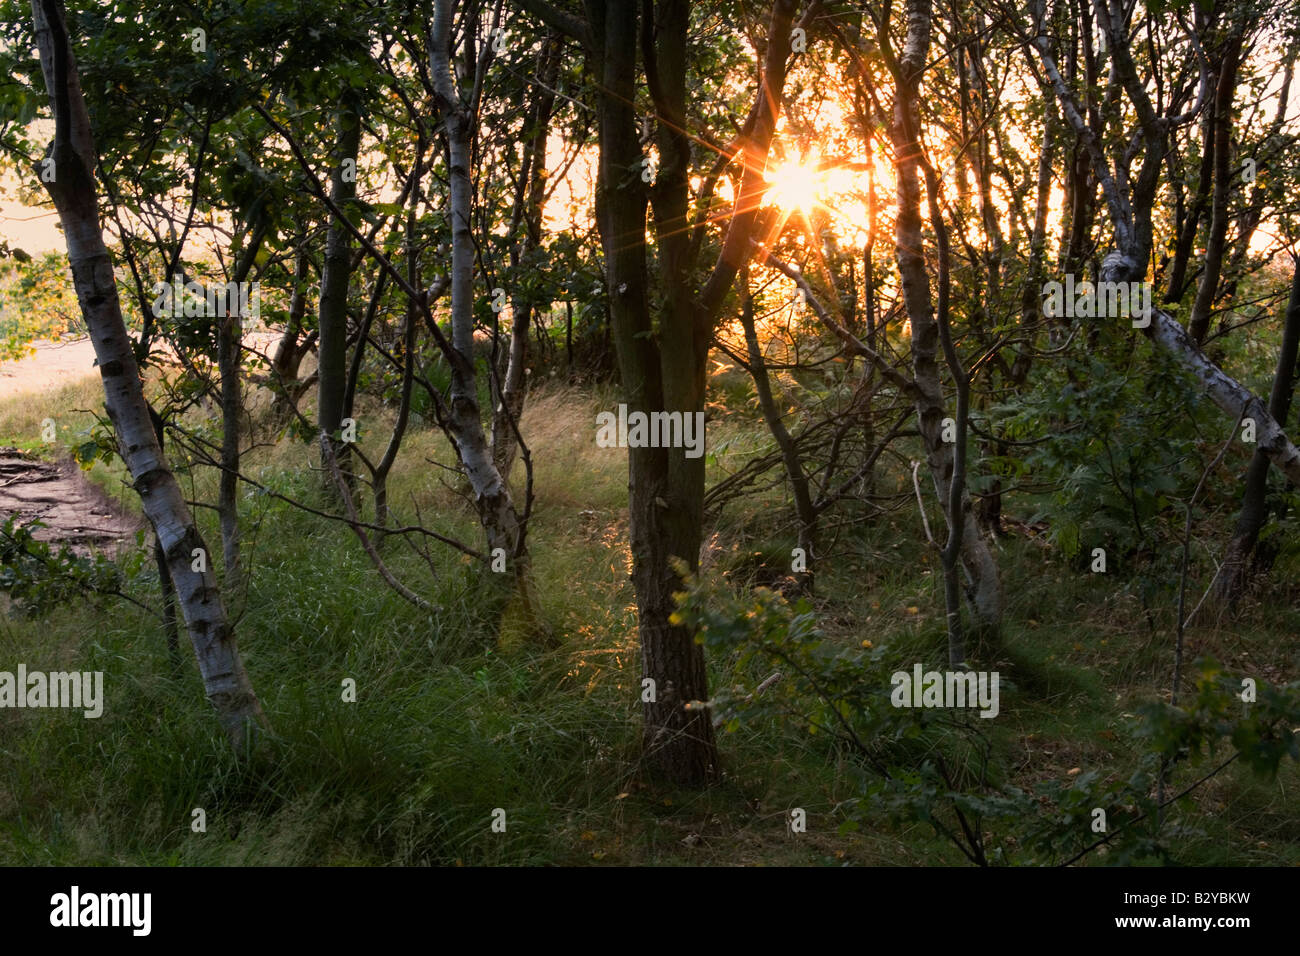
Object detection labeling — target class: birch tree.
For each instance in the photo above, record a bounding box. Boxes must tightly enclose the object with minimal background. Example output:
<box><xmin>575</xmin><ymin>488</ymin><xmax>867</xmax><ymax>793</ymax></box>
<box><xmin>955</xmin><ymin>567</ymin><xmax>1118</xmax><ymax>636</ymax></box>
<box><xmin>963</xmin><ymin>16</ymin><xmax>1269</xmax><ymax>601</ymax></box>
<box><xmin>429</xmin><ymin>0</ymin><xmax>538</xmax><ymax>596</ymax></box>
<box><xmin>1022</xmin><ymin>0</ymin><xmax>1300</xmax><ymax>492</ymax></box>
<box><xmin>30</xmin><ymin>0</ymin><xmax>264</xmax><ymax>749</ymax></box>
<box><xmin>884</xmin><ymin>0</ymin><xmax>1002</xmax><ymax>656</ymax></box>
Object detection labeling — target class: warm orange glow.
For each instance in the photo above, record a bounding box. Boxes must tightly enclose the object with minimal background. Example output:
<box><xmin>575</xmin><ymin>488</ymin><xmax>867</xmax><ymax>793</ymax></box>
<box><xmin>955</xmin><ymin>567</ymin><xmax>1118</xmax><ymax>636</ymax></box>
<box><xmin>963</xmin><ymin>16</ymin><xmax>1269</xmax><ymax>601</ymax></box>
<box><xmin>765</xmin><ymin>156</ymin><xmax>829</xmax><ymax>214</ymax></box>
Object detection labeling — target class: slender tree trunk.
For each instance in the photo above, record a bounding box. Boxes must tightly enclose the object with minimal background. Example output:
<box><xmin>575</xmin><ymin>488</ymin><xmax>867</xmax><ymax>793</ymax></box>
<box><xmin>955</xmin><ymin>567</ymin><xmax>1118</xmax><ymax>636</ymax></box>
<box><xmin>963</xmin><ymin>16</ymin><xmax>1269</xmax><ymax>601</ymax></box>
<box><xmin>1014</xmin><ymin>95</ymin><xmax>1055</xmax><ymax>383</ymax></box>
<box><xmin>565</xmin><ymin>300</ymin><xmax>573</xmax><ymax>381</ymax></box>
<box><xmin>147</xmin><ymin>403</ymin><xmax>180</xmax><ymax>673</ymax></box>
<box><xmin>1165</xmin><ymin>93</ymin><xmax>1216</xmax><ymax>303</ymax></box>
<box><xmin>890</xmin><ymin>0</ymin><xmax>1001</xmax><ymax>648</ymax></box>
<box><xmin>373</xmin><ymin>301</ymin><xmax>416</xmax><ymax>530</ymax></box>
<box><xmin>966</xmin><ymin>24</ymin><xmax>1003</xmax><ymax>300</ymax></box>
<box><xmin>31</xmin><ymin>0</ymin><xmax>263</xmax><ymax>749</ymax></box>
<box><xmin>374</xmin><ymin>201</ymin><xmax>423</xmax><ymax>530</ymax></box>
<box><xmin>218</xmin><ymin>308</ymin><xmax>242</xmax><ymax>580</ymax></box>
<box><xmin>1030</xmin><ymin>0</ymin><xmax>1300</xmax><ymax>513</ymax></box>
<box><xmin>270</xmin><ymin>247</ymin><xmax>313</xmax><ymax>424</ymax></box>
<box><xmin>1216</xmin><ymin>262</ymin><xmax>1300</xmax><ymax>604</ymax></box>
<box><xmin>494</xmin><ymin>39</ymin><xmax>560</xmax><ymax>482</ymax></box>
<box><xmin>594</xmin><ymin>0</ymin><xmax>720</xmax><ymax>785</ymax></box>
<box><xmin>343</xmin><ymin>270</ymin><xmax>389</xmax><ymax>427</ymax></box>
<box><xmin>1187</xmin><ymin>32</ymin><xmax>1244</xmax><ymax>343</ymax></box>
<box><xmin>980</xmin><ymin>94</ymin><xmax>1058</xmax><ymax>533</ymax></box>
<box><xmin>739</xmin><ymin>279</ymin><xmax>816</xmax><ymax>588</ymax></box>
<box><xmin>217</xmin><ymin>222</ymin><xmax>266</xmax><ymax>584</ymax></box>
<box><xmin>860</xmin><ymin>165</ymin><xmax>880</xmax><ymax>499</ymax></box>
<box><xmin>431</xmin><ymin>0</ymin><xmax>538</xmax><ymax>624</ymax></box>
<box><xmin>548</xmin><ymin>0</ymin><xmax>794</xmax><ymax>784</ymax></box>
<box><xmin>317</xmin><ymin>100</ymin><xmax>361</xmax><ymax>492</ymax></box>
<box><xmin>1222</xmin><ymin>57</ymin><xmax>1294</xmax><ymax>304</ymax></box>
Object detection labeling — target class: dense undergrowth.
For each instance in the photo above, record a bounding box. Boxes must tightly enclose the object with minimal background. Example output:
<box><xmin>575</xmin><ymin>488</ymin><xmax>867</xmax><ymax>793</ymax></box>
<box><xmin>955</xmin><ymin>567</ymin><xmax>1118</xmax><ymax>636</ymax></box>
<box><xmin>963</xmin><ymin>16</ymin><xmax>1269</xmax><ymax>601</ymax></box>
<box><xmin>1</xmin><ymin>368</ymin><xmax>1297</xmax><ymax>866</ymax></box>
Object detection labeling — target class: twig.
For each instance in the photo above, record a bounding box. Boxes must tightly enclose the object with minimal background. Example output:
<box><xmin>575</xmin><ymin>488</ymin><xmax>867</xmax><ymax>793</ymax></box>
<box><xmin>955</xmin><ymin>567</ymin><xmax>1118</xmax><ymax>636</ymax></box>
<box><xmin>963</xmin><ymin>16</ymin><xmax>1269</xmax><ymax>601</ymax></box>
<box><xmin>912</xmin><ymin>460</ymin><xmax>935</xmax><ymax>546</ymax></box>
<box><xmin>0</xmin><ymin>524</ymin><xmax>161</xmax><ymax>621</ymax></box>
<box><xmin>1059</xmin><ymin>754</ymin><xmax>1240</xmax><ymax>867</ymax></box>
<box><xmin>165</xmin><ymin>423</ymin><xmax>484</xmax><ymax>559</ymax></box>
<box><xmin>320</xmin><ymin>435</ymin><xmax>436</xmax><ymax>613</ymax></box>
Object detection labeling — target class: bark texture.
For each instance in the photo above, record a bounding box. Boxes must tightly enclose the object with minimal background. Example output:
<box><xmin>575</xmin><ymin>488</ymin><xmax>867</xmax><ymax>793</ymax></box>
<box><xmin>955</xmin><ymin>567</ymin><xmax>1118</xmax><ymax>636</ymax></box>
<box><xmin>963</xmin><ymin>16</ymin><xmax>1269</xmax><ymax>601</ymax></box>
<box><xmin>31</xmin><ymin>0</ymin><xmax>263</xmax><ymax>749</ymax></box>
<box><xmin>890</xmin><ymin>0</ymin><xmax>1001</xmax><ymax>643</ymax></box>
<box><xmin>431</xmin><ymin>0</ymin><xmax>534</xmax><ymax>596</ymax></box>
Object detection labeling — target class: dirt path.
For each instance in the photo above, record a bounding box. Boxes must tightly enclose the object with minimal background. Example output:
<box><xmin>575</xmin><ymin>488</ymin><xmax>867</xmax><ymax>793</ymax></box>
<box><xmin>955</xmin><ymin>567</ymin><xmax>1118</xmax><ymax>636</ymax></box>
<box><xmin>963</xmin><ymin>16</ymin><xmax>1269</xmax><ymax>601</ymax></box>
<box><xmin>1</xmin><ymin>339</ymin><xmax>141</xmax><ymax>555</ymax></box>
<box><xmin>0</xmin><ymin>330</ymin><xmax>279</xmax><ymax>556</ymax></box>
<box><xmin>0</xmin><ymin>447</ymin><xmax>141</xmax><ymax>555</ymax></box>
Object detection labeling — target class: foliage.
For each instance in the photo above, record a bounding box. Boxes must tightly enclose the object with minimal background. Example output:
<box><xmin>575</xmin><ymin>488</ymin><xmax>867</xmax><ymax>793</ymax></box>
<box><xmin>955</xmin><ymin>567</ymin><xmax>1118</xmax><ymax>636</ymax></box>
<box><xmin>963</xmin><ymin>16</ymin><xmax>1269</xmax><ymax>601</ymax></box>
<box><xmin>0</xmin><ymin>515</ymin><xmax>132</xmax><ymax>617</ymax></box>
<box><xmin>995</xmin><ymin>329</ymin><xmax>1222</xmax><ymax>599</ymax></box>
<box><xmin>674</xmin><ymin>571</ymin><xmax>1300</xmax><ymax>865</ymax></box>
<box><xmin>0</xmin><ymin>252</ymin><xmax>82</xmax><ymax>360</ymax></box>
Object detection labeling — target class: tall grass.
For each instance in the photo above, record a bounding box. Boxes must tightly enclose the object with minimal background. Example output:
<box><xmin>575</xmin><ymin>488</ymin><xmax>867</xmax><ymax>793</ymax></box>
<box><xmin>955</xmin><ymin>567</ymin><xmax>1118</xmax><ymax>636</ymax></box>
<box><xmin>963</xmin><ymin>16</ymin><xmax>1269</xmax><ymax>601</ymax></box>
<box><xmin>0</xmin><ymin>372</ymin><xmax>1296</xmax><ymax>865</ymax></box>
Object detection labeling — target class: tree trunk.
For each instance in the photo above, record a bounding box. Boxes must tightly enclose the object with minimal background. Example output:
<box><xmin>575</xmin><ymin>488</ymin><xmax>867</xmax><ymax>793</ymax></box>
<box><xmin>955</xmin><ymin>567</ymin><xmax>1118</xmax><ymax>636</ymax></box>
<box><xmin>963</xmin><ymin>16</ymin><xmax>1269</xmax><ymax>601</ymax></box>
<box><xmin>217</xmin><ymin>222</ymin><xmax>266</xmax><ymax>584</ymax></box>
<box><xmin>1215</xmin><ymin>262</ymin><xmax>1300</xmax><ymax>604</ymax></box>
<box><xmin>1164</xmin><ymin>93</ymin><xmax>1216</xmax><ymax>303</ymax></box>
<box><xmin>1221</xmin><ymin>56</ymin><xmax>1294</xmax><ymax>304</ymax></box>
<box><xmin>593</xmin><ymin>0</ymin><xmax>721</xmax><ymax>785</ymax></box>
<box><xmin>31</xmin><ymin>0</ymin><xmax>263</xmax><ymax>749</ymax></box>
<box><xmin>494</xmin><ymin>39</ymin><xmax>560</xmax><ymax>482</ymax></box>
<box><xmin>430</xmin><ymin>0</ymin><xmax>536</xmax><ymax>603</ymax></box>
<box><xmin>1187</xmin><ymin>32</ymin><xmax>1245</xmax><ymax>343</ymax></box>
<box><xmin>890</xmin><ymin>0</ymin><xmax>1001</xmax><ymax>647</ymax></box>
<box><xmin>373</xmin><ymin>300</ymin><xmax>416</xmax><ymax>530</ymax></box>
<box><xmin>343</xmin><ymin>269</ymin><xmax>389</xmax><ymax>428</ymax></box>
<box><xmin>1136</xmin><ymin>276</ymin><xmax>1300</xmax><ymax>490</ymax></box>
<box><xmin>981</xmin><ymin>93</ymin><xmax>1058</xmax><ymax>532</ymax></box>
<box><xmin>218</xmin><ymin>306</ymin><xmax>242</xmax><ymax>580</ymax></box>
<box><xmin>270</xmin><ymin>246</ymin><xmax>314</xmax><ymax>424</ymax></box>
<box><xmin>147</xmin><ymin>403</ymin><xmax>180</xmax><ymax>673</ymax></box>
<box><xmin>374</xmin><ymin>206</ymin><xmax>422</xmax><ymax>530</ymax></box>
<box><xmin>317</xmin><ymin>100</ymin><xmax>361</xmax><ymax>491</ymax></box>
<box><xmin>1033</xmin><ymin>4</ymin><xmax>1300</xmax><ymax>515</ymax></box>
<box><xmin>739</xmin><ymin>279</ymin><xmax>816</xmax><ymax>589</ymax></box>
<box><xmin>533</xmin><ymin>0</ymin><xmax>794</xmax><ymax>783</ymax></box>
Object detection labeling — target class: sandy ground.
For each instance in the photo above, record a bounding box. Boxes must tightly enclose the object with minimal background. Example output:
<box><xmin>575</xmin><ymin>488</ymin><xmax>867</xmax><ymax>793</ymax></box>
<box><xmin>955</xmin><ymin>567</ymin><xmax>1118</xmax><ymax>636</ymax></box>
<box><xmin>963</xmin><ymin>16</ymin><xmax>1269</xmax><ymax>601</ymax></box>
<box><xmin>0</xmin><ymin>331</ymin><xmax>283</xmax><ymax>397</ymax></box>
<box><xmin>0</xmin><ymin>337</ymin><xmax>99</xmax><ymax>397</ymax></box>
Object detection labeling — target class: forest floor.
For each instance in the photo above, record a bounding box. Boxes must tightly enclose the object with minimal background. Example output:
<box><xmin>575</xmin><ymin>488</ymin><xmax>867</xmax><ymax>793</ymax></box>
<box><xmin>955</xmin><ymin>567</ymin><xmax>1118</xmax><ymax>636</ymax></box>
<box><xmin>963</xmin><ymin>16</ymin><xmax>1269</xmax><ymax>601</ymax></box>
<box><xmin>0</xmin><ymin>350</ymin><xmax>1297</xmax><ymax>867</ymax></box>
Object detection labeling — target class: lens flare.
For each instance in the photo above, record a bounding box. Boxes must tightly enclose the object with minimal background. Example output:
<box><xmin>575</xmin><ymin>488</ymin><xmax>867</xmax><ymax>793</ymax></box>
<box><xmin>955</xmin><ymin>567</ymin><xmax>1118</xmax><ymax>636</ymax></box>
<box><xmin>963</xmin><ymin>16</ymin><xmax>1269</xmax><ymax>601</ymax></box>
<box><xmin>764</xmin><ymin>156</ymin><xmax>828</xmax><ymax>213</ymax></box>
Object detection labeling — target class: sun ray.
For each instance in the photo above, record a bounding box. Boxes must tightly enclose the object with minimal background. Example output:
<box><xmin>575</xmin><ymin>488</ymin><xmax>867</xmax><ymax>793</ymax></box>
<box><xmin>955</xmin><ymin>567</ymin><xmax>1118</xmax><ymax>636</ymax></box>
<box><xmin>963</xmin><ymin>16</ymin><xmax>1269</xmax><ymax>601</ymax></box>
<box><xmin>764</xmin><ymin>155</ymin><xmax>828</xmax><ymax>215</ymax></box>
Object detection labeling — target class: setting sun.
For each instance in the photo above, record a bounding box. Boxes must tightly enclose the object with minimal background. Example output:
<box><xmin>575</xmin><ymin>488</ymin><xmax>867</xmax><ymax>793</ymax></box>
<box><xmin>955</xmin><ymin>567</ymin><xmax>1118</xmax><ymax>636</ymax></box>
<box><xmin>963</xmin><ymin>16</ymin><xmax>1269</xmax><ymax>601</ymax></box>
<box><xmin>765</xmin><ymin>156</ymin><xmax>828</xmax><ymax>213</ymax></box>
<box><xmin>5</xmin><ymin>0</ymin><xmax>1297</xmax><ymax>883</ymax></box>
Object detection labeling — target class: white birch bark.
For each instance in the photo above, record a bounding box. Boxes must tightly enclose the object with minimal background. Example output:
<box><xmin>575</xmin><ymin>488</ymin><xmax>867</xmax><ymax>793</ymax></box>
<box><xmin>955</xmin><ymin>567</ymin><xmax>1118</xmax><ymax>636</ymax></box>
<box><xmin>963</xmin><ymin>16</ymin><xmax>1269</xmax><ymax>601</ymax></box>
<box><xmin>31</xmin><ymin>0</ymin><xmax>263</xmax><ymax>748</ymax></box>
